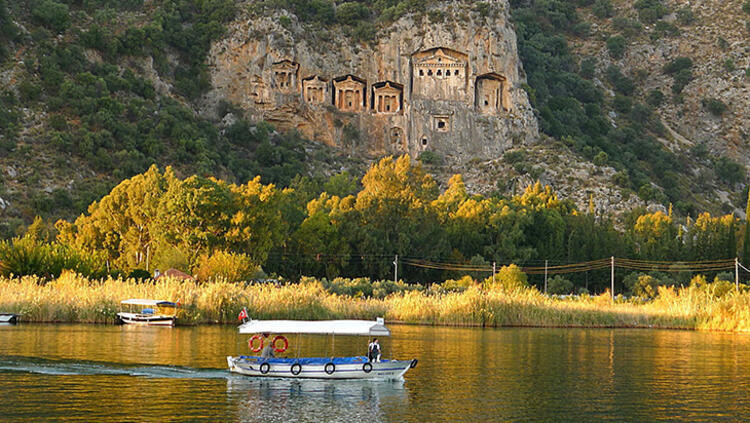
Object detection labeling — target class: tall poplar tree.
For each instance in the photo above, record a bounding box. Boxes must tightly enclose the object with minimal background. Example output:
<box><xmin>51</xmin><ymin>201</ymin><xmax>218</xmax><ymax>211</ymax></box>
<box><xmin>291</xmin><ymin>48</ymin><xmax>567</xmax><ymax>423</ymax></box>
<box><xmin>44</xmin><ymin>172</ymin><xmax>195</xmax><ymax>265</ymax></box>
<box><xmin>742</xmin><ymin>189</ymin><xmax>750</xmax><ymax>265</ymax></box>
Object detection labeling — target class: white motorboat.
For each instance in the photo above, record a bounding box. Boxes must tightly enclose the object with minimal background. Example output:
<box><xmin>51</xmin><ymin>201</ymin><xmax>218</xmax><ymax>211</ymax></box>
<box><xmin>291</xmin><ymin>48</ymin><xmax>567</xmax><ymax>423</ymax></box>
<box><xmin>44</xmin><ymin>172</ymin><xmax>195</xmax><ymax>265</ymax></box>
<box><xmin>227</xmin><ymin>318</ymin><xmax>417</xmax><ymax>380</ymax></box>
<box><xmin>116</xmin><ymin>299</ymin><xmax>178</xmax><ymax>326</ymax></box>
<box><xmin>0</xmin><ymin>313</ymin><xmax>19</xmax><ymax>324</ymax></box>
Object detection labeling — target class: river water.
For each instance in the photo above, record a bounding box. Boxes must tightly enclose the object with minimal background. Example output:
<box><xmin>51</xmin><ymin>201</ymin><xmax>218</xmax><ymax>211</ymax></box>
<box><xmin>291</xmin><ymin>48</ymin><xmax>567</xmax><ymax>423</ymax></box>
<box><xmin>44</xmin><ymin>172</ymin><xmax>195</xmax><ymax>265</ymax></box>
<box><xmin>1</xmin><ymin>323</ymin><xmax>748</xmax><ymax>422</ymax></box>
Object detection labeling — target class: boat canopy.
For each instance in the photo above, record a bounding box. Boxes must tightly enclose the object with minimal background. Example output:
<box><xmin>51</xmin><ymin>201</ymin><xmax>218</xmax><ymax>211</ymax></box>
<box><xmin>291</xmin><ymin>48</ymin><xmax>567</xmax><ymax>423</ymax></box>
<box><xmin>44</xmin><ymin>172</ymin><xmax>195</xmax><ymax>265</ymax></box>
<box><xmin>238</xmin><ymin>318</ymin><xmax>391</xmax><ymax>336</ymax></box>
<box><xmin>120</xmin><ymin>299</ymin><xmax>178</xmax><ymax>307</ymax></box>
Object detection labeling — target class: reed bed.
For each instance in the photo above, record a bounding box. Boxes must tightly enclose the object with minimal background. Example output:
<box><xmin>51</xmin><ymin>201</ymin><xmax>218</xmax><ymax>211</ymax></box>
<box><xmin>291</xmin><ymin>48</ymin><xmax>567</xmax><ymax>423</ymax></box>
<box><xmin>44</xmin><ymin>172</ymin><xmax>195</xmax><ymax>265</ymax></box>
<box><xmin>0</xmin><ymin>273</ymin><xmax>748</xmax><ymax>332</ymax></box>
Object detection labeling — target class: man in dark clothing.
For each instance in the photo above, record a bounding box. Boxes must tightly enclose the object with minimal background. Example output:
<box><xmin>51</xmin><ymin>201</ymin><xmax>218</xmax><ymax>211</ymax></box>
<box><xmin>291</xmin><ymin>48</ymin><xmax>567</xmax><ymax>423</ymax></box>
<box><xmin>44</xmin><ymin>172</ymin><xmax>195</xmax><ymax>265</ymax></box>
<box><xmin>368</xmin><ymin>338</ymin><xmax>381</xmax><ymax>362</ymax></box>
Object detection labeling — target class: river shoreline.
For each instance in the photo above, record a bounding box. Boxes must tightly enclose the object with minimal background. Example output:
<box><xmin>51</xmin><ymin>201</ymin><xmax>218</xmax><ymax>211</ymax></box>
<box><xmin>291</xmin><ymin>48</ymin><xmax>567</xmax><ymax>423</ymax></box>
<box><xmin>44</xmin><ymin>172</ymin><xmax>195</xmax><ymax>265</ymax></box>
<box><xmin>2</xmin><ymin>273</ymin><xmax>749</xmax><ymax>332</ymax></box>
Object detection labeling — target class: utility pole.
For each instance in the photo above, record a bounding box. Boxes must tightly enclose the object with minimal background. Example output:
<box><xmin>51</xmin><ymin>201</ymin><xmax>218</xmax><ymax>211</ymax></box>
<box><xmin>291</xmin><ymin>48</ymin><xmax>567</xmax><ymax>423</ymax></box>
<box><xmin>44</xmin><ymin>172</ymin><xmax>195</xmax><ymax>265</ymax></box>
<box><xmin>544</xmin><ymin>260</ymin><xmax>548</xmax><ymax>294</ymax></box>
<box><xmin>611</xmin><ymin>256</ymin><xmax>615</xmax><ymax>301</ymax></box>
<box><xmin>393</xmin><ymin>254</ymin><xmax>398</xmax><ymax>283</ymax></box>
<box><xmin>736</xmin><ymin>257</ymin><xmax>739</xmax><ymax>291</ymax></box>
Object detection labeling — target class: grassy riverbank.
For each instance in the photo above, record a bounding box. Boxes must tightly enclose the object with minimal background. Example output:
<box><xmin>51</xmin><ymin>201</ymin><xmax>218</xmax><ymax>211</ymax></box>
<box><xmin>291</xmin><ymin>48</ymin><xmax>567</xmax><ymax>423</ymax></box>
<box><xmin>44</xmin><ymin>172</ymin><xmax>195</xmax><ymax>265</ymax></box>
<box><xmin>1</xmin><ymin>272</ymin><xmax>748</xmax><ymax>331</ymax></box>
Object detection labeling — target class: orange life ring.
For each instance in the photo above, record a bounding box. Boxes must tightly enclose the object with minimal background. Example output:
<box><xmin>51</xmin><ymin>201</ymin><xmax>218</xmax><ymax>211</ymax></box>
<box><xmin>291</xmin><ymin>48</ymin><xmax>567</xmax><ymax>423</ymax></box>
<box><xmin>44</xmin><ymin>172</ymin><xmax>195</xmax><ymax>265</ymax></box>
<box><xmin>248</xmin><ymin>334</ymin><xmax>264</xmax><ymax>352</ymax></box>
<box><xmin>272</xmin><ymin>335</ymin><xmax>288</xmax><ymax>353</ymax></box>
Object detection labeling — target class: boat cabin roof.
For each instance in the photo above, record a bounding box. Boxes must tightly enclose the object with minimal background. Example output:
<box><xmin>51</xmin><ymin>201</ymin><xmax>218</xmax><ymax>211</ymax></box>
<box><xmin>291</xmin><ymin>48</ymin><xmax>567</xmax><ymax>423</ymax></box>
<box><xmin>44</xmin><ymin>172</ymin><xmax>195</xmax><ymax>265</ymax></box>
<box><xmin>238</xmin><ymin>318</ymin><xmax>391</xmax><ymax>336</ymax></box>
<box><xmin>120</xmin><ymin>299</ymin><xmax>178</xmax><ymax>307</ymax></box>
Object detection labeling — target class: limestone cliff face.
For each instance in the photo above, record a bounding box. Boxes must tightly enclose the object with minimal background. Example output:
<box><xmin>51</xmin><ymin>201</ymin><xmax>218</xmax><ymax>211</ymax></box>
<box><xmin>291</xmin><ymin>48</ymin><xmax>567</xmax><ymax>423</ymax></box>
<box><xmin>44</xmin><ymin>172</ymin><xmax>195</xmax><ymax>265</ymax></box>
<box><xmin>207</xmin><ymin>0</ymin><xmax>538</xmax><ymax>161</ymax></box>
<box><xmin>576</xmin><ymin>0</ymin><xmax>750</xmax><ymax>166</ymax></box>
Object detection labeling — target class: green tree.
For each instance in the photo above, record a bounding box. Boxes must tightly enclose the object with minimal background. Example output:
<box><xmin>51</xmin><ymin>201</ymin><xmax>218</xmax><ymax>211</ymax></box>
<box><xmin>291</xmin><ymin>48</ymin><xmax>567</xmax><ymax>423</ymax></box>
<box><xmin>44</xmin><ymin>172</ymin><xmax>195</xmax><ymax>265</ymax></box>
<box><xmin>743</xmin><ymin>189</ymin><xmax>750</xmax><ymax>265</ymax></box>
<box><xmin>606</xmin><ymin>35</ymin><xmax>626</xmax><ymax>59</ymax></box>
<box><xmin>31</xmin><ymin>0</ymin><xmax>70</xmax><ymax>33</ymax></box>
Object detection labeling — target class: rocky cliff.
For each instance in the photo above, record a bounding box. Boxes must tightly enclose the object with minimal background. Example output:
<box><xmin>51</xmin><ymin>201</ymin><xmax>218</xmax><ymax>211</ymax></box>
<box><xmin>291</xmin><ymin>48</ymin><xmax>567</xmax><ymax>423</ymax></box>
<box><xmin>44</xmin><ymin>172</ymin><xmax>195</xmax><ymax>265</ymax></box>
<box><xmin>578</xmin><ymin>0</ymin><xmax>749</xmax><ymax>166</ymax></box>
<box><xmin>206</xmin><ymin>0</ymin><xmax>538</xmax><ymax>162</ymax></box>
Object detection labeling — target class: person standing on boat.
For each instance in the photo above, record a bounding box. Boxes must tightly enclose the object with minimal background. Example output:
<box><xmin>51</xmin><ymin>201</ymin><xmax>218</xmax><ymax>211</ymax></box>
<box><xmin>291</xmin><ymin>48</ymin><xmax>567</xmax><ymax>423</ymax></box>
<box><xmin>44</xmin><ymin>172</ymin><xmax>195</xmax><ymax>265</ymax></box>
<box><xmin>368</xmin><ymin>338</ymin><xmax>381</xmax><ymax>362</ymax></box>
<box><xmin>261</xmin><ymin>341</ymin><xmax>275</xmax><ymax>359</ymax></box>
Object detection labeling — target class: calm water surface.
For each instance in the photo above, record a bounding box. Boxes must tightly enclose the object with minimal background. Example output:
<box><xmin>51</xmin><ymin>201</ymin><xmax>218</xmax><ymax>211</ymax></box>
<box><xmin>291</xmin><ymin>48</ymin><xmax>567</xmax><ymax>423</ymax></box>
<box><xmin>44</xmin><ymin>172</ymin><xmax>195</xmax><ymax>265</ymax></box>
<box><xmin>1</xmin><ymin>324</ymin><xmax>749</xmax><ymax>422</ymax></box>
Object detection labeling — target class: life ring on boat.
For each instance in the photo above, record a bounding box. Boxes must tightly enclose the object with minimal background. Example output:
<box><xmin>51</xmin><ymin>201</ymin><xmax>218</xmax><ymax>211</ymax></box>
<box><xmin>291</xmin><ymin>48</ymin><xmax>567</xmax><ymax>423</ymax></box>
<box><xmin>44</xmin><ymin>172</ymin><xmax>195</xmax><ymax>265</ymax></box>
<box><xmin>362</xmin><ymin>362</ymin><xmax>373</xmax><ymax>373</ymax></box>
<box><xmin>248</xmin><ymin>334</ymin><xmax>264</xmax><ymax>352</ymax></box>
<box><xmin>260</xmin><ymin>362</ymin><xmax>270</xmax><ymax>374</ymax></box>
<box><xmin>410</xmin><ymin>359</ymin><xmax>418</xmax><ymax>369</ymax></box>
<box><xmin>324</xmin><ymin>362</ymin><xmax>336</xmax><ymax>375</ymax></box>
<box><xmin>290</xmin><ymin>363</ymin><xmax>302</xmax><ymax>375</ymax></box>
<box><xmin>272</xmin><ymin>335</ymin><xmax>288</xmax><ymax>353</ymax></box>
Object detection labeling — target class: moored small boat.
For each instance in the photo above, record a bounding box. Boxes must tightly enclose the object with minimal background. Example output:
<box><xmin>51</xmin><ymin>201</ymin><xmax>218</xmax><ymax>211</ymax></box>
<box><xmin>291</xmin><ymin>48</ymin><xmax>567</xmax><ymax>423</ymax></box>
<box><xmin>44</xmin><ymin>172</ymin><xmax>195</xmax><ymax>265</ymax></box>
<box><xmin>227</xmin><ymin>317</ymin><xmax>417</xmax><ymax>380</ymax></box>
<box><xmin>116</xmin><ymin>299</ymin><xmax>179</xmax><ymax>326</ymax></box>
<box><xmin>0</xmin><ymin>313</ymin><xmax>19</xmax><ymax>324</ymax></box>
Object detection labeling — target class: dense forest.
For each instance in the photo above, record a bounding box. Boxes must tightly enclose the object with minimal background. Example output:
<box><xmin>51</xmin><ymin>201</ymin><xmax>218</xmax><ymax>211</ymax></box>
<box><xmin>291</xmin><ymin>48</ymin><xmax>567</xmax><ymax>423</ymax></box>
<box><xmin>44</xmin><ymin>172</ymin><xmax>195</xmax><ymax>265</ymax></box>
<box><xmin>2</xmin><ymin>155</ymin><xmax>749</xmax><ymax>296</ymax></box>
<box><xmin>0</xmin><ymin>0</ymin><xmax>319</xmax><ymax>235</ymax></box>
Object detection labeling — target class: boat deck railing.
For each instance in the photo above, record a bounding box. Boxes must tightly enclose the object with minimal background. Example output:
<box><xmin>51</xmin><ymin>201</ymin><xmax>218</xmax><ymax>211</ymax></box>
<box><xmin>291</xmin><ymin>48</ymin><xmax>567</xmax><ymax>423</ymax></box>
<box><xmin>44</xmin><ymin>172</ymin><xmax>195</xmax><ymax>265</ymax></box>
<box><xmin>237</xmin><ymin>356</ymin><xmax>391</xmax><ymax>365</ymax></box>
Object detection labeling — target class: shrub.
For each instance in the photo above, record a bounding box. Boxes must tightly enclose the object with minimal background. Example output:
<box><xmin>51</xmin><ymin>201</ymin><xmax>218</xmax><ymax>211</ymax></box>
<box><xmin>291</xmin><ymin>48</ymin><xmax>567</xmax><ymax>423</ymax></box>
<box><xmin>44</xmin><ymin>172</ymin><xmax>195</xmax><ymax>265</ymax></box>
<box><xmin>335</xmin><ymin>2</ymin><xmax>370</xmax><ymax>26</ymax></box>
<box><xmin>613</xmin><ymin>95</ymin><xmax>632</xmax><ymax>113</ymax></box>
<box><xmin>663</xmin><ymin>57</ymin><xmax>693</xmax><ymax>75</ymax></box>
<box><xmin>0</xmin><ymin>236</ymin><xmax>105</xmax><ymax>278</ymax></box>
<box><xmin>579</xmin><ymin>57</ymin><xmax>596</xmax><ymax>79</ymax></box>
<box><xmin>547</xmin><ymin>275</ymin><xmax>574</xmax><ymax>294</ymax></box>
<box><xmin>503</xmin><ymin>150</ymin><xmax>526</xmax><ymax>164</ymax></box>
<box><xmin>18</xmin><ymin>80</ymin><xmax>42</xmax><ymax>102</ymax></box>
<box><xmin>613</xmin><ymin>17</ymin><xmax>643</xmax><ymax>39</ymax></box>
<box><xmin>652</xmin><ymin>21</ymin><xmax>679</xmax><ymax>38</ymax></box>
<box><xmin>606</xmin><ymin>35</ymin><xmax>626</xmax><ymax>59</ymax></box>
<box><xmin>352</xmin><ymin>21</ymin><xmax>376</xmax><ymax>42</ymax></box>
<box><xmin>646</xmin><ymin>89</ymin><xmax>665</xmax><ymax>107</ymax></box>
<box><xmin>418</xmin><ymin>150</ymin><xmax>443</xmax><ymax>165</ymax></box>
<box><xmin>593</xmin><ymin>151</ymin><xmax>609</xmax><ymax>166</ymax></box>
<box><xmin>442</xmin><ymin>275</ymin><xmax>475</xmax><ymax>292</ymax></box>
<box><xmin>195</xmin><ymin>250</ymin><xmax>258</xmax><ymax>282</ymax></box>
<box><xmin>491</xmin><ymin>264</ymin><xmax>529</xmax><ymax>291</ymax></box>
<box><xmin>723</xmin><ymin>59</ymin><xmax>735</xmax><ymax>72</ymax></box>
<box><xmin>744</xmin><ymin>0</ymin><xmax>750</xmax><ymax>14</ymax></box>
<box><xmin>671</xmin><ymin>68</ymin><xmax>693</xmax><ymax>94</ymax></box>
<box><xmin>592</xmin><ymin>0</ymin><xmax>614</xmax><ymax>18</ymax></box>
<box><xmin>572</xmin><ymin>22</ymin><xmax>591</xmax><ymax>37</ymax></box>
<box><xmin>31</xmin><ymin>0</ymin><xmax>70</xmax><ymax>33</ymax></box>
<box><xmin>676</xmin><ymin>7</ymin><xmax>695</xmax><ymax>25</ymax></box>
<box><xmin>634</xmin><ymin>274</ymin><xmax>660</xmax><ymax>298</ymax></box>
<box><xmin>278</xmin><ymin>15</ymin><xmax>292</xmax><ymax>29</ymax></box>
<box><xmin>606</xmin><ymin>66</ymin><xmax>635</xmax><ymax>95</ymax></box>
<box><xmin>702</xmin><ymin>98</ymin><xmax>727</xmax><ymax>116</ymax></box>
<box><xmin>634</xmin><ymin>0</ymin><xmax>668</xmax><ymax>24</ymax></box>
<box><xmin>714</xmin><ymin>156</ymin><xmax>745</xmax><ymax>184</ymax></box>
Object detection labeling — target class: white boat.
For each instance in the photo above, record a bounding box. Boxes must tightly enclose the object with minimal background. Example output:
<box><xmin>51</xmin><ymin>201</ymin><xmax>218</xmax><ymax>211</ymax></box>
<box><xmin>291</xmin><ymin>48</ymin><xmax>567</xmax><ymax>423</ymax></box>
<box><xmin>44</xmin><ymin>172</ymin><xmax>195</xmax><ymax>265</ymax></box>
<box><xmin>227</xmin><ymin>318</ymin><xmax>417</xmax><ymax>380</ymax></box>
<box><xmin>0</xmin><ymin>313</ymin><xmax>19</xmax><ymax>324</ymax></box>
<box><xmin>116</xmin><ymin>299</ymin><xmax>178</xmax><ymax>326</ymax></box>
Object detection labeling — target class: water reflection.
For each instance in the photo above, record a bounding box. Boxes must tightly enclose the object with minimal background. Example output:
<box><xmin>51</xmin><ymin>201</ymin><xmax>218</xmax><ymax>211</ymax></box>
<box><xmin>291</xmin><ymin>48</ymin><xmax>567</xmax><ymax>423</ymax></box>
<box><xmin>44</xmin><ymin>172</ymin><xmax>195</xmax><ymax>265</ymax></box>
<box><xmin>227</xmin><ymin>377</ymin><xmax>408</xmax><ymax>423</ymax></box>
<box><xmin>2</xmin><ymin>324</ymin><xmax>750</xmax><ymax>421</ymax></box>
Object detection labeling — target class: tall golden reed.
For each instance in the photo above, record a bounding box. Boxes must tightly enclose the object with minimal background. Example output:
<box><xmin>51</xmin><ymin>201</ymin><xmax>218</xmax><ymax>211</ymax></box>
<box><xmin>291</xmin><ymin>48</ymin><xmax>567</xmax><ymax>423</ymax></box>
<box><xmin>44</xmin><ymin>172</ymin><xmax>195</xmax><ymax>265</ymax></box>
<box><xmin>0</xmin><ymin>272</ymin><xmax>747</xmax><ymax>331</ymax></box>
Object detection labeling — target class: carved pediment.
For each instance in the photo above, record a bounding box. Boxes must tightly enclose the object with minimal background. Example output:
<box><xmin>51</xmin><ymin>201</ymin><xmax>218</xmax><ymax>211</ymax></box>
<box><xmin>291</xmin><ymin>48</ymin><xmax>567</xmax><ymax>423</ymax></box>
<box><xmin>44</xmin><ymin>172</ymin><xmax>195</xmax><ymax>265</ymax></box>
<box><xmin>333</xmin><ymin>75</ymin><xmax>366</xmax><ymax>89</ymax></box>
<box><xmin>413</xmin><ymin>47</ymin><xmax>468</xmax><ymax>67</ymax></box>
<box><xmin>477</xmin><ymin>72</ymin><xmax>506</xmax><ymax>82</ymax></box>
<box><xmin>373</xmin><ymin>81</ymin><xmax>403</xmax><ymax>96</ymax></box>
<box><xmin>272</xmin><ymin>59</ymin><xmax>299</xmax><ymax>72</ymax></box>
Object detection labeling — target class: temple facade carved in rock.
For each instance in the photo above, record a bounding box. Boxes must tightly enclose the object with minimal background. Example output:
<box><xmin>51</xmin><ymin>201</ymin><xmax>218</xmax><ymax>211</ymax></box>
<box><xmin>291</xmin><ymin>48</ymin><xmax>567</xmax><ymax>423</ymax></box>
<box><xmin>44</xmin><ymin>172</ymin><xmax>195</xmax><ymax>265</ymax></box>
<box><xmin>210</xmin><ymin>5</ymin><xmax>539</xmax><ymax>162</ymax></box>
